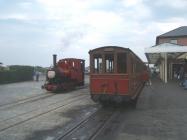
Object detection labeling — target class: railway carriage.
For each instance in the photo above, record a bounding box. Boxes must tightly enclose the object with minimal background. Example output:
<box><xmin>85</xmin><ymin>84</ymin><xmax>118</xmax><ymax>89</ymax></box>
<box><xmin>89</xmin><ymin>46</ymin><xmax>148</xmax><ymax>106</ymax></box>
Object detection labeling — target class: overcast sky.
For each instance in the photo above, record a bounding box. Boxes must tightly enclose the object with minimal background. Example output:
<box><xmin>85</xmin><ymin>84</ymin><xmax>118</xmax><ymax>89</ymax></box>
<box><xmin>0</xmin><ymin>0</ymin><xmax>187</xmax><ymax>67</ymax></box>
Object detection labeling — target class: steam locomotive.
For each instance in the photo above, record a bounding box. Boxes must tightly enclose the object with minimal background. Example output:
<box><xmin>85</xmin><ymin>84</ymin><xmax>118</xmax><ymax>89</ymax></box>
<box><xmin>43</xmin><ymin>55</ymin><xmax>85</xmax><ymax>92</ymax></box>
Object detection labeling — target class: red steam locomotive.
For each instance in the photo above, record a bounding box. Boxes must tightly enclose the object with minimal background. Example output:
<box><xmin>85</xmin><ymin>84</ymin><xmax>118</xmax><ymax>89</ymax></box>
<box><xmin>43</xmin><ymin>55</ymin><xmax>85</xmax><ymax>92</ymax></box>
<box><xmin>89</xmin><ymin>46</ymin><xmax>148</xmax><ymax>106</ymax></box>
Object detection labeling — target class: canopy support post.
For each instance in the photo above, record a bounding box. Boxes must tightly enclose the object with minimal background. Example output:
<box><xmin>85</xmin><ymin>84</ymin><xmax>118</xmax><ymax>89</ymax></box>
<box><xmin>164</xmin><ymin>53</ymin><xmax>167</xmax><ymax>83</ymax></box>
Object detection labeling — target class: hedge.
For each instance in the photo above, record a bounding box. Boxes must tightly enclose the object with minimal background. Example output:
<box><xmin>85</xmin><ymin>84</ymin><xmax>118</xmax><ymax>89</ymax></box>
<box><xmin>0</xmin><ymin>65</ymin><xmax>34</xmax><ymax>84</ymax></box>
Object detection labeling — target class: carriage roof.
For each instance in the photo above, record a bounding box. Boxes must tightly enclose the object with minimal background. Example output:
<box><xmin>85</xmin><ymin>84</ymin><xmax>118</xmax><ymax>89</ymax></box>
<box><xmin>89</xmin><ymin>46</ymin><xmax>145</xmax><ymax>65</ymax></box>
<box><xmin>89</xmin><ymin>46</ymin><xmax>129</xmax><ymax>54</ymax></box>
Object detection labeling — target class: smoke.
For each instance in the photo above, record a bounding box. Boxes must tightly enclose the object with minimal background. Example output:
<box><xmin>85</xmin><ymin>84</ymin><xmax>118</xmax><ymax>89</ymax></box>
<box><xmin>61</xmin><ymin>31</ymin><xmax>84</xmax><ymax>47</ymax></box>
<box><xmin>60</xmin><ymin>24</ymin><xmax>91</xmax><ymax>50</ymax></box>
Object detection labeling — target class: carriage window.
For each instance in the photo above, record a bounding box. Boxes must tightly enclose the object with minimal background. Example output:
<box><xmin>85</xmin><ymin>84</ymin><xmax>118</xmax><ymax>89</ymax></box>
<box><xmin>80</xmin><ymin>60</ymin><xmax>84</xmax><ymax>71</ymax></box>
<box><xmin>105</xmin><ymin>54</ymin><xmax>114</xmax><ymax>73</ymax></box>
<box><xmin>117</xmin><ymin>53</ymin><xmax>127</xmax><ymax>73</ymax></box>
<box><xmin>94</xmin><ymin>55</ymin><xmax>102</xmax><ymax>73</ymax></box>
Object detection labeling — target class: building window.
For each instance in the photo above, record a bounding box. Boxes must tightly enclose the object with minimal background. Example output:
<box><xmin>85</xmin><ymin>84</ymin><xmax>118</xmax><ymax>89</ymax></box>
<box><xmin>170</xmin><ymin>39</ymin><xmax>177</xmax><ymax>44</ymax></box>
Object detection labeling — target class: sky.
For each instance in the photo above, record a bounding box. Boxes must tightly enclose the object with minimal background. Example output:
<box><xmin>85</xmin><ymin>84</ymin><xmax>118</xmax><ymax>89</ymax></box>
<box><xmin>0</xmin><ymin>0</ymin><xmax>187</xmax><ymax>67</ymax></box>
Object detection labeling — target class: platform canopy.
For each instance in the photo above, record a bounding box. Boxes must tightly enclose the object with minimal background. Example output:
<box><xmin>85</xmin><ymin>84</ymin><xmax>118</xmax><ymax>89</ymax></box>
<box><xmin>145</xmin><ymin>43</ymin><xmax>187</xmax><ymax>83</ymax></box>
<box><xmin>145</xmin><ymin>43</ymin><xmax>187</xmax><ymax>64</ymax></box>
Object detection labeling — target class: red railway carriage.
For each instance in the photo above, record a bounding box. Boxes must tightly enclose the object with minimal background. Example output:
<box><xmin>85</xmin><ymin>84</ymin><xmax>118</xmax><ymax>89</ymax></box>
<box><xmin>89</xmin><ymin>46</ymin><xmax>148</xmax><ymax>105</ymax></box>
<box><xmin>43</xmin><ymin>55</ymin><xmax>85</xmax><ymax>92</ymax></box>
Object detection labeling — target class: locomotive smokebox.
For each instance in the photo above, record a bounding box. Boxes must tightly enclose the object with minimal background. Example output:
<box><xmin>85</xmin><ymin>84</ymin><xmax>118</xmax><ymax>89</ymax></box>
<box><xmin>53</xmin><ymin>54</ymin><xmax>57</xmax><ymax>67</ymax></box>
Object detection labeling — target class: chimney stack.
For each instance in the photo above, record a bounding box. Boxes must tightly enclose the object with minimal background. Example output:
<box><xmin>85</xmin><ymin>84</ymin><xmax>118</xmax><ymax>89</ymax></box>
<box><xmin>53</xmin><ymin>54</ymin><xmax>57</xmax><ymax>67</ymax></box>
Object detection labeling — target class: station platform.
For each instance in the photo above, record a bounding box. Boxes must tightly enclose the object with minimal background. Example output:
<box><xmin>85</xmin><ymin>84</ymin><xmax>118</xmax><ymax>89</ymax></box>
<box><xmin>110</xmin><ymin>78</ymin><xmax>187</xmax><ymax>140</ymax></box>
<box><xmin>140</xmin><ymin>77</ymin><xmax>187</xmax><ymax>110</ymax></box>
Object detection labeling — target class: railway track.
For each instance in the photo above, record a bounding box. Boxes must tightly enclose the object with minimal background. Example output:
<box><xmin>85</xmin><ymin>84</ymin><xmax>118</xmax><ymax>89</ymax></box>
<box><xmin>0</xmin><ymin>92</ymin><xmax>87</xmax><ymax>123</ymax></box>
<box><xmin>0</xmin><ymin>94</ymin><xmax>90</xmax><ymax>133</ymax></box>
<box><xmin>54</xmin><ymin>107</ymin><xmax>119</xmax><ymax>140</ymax></box>
<box><xmin>0</xmin><ymin>93</ymin><xmax>54</xmax><ymax>110</ymax></box>
<box><xmin>89</xmin><ymin>110</ymin><xmax>119</xmax><ymax>140</ymax></box>
<box><xmin>0</xmin><ymin>84</ymin><xmax>89</xmax><ymax>111</ymax></box>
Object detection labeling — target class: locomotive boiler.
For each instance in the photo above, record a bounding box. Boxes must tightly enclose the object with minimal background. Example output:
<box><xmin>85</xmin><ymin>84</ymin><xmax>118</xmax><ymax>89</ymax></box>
<box><xmin>43</xmin><ymin>55</ymin><xmax>85</xmax><ymax>92</ymax></box>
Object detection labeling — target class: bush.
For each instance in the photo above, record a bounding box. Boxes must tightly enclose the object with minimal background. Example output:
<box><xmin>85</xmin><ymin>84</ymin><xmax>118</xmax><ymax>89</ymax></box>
<box><xmin>34</xmin><ymin>66</ymin><xmax>47</xmax><ymax>74</ymax></box>
<box><xmin>0</xmin><ymin>65</ymin><xmax>34</xmax><ymax>84</ymax></box>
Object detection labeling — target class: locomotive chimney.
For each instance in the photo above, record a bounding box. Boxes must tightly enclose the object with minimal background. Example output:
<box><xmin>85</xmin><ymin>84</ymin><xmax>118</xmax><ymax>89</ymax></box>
<box><xmin>53</xmin><ymin>54</ymin><xmax>57</xmax><ymax>67</ymax></box>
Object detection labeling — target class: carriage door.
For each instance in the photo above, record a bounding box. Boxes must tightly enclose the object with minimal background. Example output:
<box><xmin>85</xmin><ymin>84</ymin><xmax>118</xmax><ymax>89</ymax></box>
<box><xmin>117</xmin><ymin>53</ymin><xmax>127</xmax><ymax>73</ymax></box>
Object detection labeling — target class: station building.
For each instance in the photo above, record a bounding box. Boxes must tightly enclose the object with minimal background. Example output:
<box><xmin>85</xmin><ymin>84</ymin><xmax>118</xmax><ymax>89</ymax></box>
<box><xmin>145</xmin><ymin>26</ymin><xmax>187</xmax><ymax>83</ymax></box>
